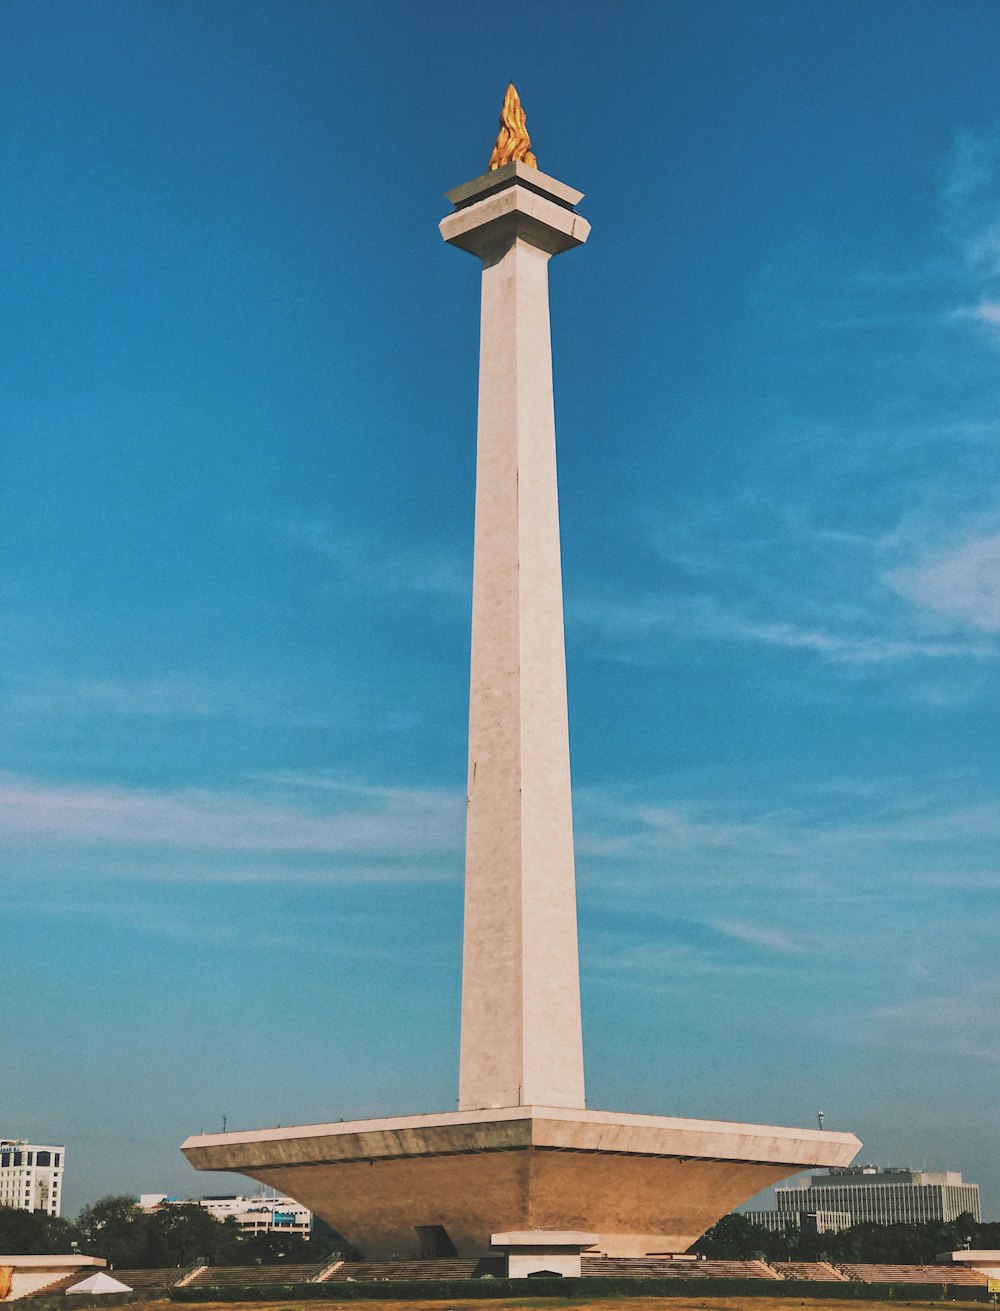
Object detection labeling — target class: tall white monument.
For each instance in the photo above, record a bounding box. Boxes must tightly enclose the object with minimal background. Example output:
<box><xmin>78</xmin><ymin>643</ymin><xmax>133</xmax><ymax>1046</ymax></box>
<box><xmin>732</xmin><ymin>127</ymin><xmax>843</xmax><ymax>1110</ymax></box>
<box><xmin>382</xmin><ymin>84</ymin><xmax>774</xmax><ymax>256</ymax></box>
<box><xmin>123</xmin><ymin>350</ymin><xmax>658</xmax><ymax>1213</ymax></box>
<box><xmin>183</xmin><ymin>87</ymin><xmax>860</xmax><ymax>1259</ymax></box>
<box><xmin>449</xmin><ymin>164</ymin><xmax>589</xmax><ymax>1115</ymax></box>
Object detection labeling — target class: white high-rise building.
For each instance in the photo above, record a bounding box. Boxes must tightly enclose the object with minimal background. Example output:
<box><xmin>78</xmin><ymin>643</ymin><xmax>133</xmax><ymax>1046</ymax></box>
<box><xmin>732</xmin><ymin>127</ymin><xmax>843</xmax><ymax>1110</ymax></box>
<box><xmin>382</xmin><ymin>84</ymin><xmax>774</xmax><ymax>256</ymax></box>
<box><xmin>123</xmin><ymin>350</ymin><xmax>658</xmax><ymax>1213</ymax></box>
<box><xmin>777</xmin><ymin>1167</ymin><xmax>981</xmax><ymax>1225</ymax></box>
<box><xmin>0</xmin><ymin>1141</ymin><xmax>65</xmax><ymax>1217</ymax></box>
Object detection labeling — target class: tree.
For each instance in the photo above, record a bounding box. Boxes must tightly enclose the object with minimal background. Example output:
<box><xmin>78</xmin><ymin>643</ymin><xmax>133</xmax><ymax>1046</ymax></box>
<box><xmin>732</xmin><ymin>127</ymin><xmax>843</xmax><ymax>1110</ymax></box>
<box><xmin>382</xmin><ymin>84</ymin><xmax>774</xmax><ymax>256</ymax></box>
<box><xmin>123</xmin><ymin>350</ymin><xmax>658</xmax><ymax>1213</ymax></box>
<box><xmin>145</xmin><ymin>1204</ymin><xmax>240</xmax><ymax>1267</ymax></box>
<box><xmin>695</xmin><ymin>1212</ymin><xmax>1000</xmax><ymax>1268</ymax></box>
<box><xmin>0</xmin><ymin>1206</ymin><xmax>78</xmax><ymax>1255</ymax></box>
<box><xmin>235</xmin><ymin>1230</ymin><xmax>320</xmax><ymax>1265</ymax></box>
<box><xmin>74</xmin><ymin>1196</ymin><xmax>151</xmax><ymax>1268</ymax></box>
<box><xmin>692</xmin><ymin>1212</ymin><xmax>766</xmax><ymax>1259</ymax></box>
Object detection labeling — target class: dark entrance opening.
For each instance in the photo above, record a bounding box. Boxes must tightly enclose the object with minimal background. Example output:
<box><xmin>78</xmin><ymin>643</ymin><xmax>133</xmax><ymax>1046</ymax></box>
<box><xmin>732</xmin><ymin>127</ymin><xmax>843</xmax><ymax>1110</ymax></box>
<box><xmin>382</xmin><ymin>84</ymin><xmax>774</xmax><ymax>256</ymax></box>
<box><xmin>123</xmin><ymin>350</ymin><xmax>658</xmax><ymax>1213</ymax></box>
<box><xmin>414</xmin><ymin>1224</ymin><xmax>458</xmax><ymax>1258</ymax></box>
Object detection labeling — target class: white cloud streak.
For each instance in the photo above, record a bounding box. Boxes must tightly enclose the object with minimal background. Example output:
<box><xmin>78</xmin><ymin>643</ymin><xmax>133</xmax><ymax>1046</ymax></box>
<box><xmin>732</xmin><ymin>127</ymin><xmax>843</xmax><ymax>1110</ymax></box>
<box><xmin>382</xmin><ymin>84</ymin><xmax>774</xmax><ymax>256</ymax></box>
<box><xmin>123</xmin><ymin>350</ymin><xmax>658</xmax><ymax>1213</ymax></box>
<box><xmin>710</xmin><ymin>919</ymin><xmax>806</xmax><ymax>955</ymax></box>
<box><xmin>288</xmin><ymin>521</ymin><xmax>469</xmax><ymax>602</ymax></box>
<box><xmin>574</xmin><ymin>776</ymin><xmax>1000</xmax><ymax>900</ymax></box>
<box><xmin>2</xmin><ymin>673</ymin><xmax>225</xmax><ymax>719</ymax></box>
<box><xmin>966</xmin><ymin>300</ymin><xmax>1000</xmax><ymax>327</ymax></box>
<box><xmin>871</xmin><ymin>981</ymin><xmax>1000</xmax><ymax>1063</ymax></box>
<box><xmin>569</xmin><ymin>128</ymin><xmax>1000</xmax><ymax>687</ymax></box>
<box><xmin>0</xmin><ymin>772</ymin><xmax>463</xmax><ymax>862</ymax></box>
<box><xmin>887</xmin><ymin>533</ymin><xmax>1000</xmax><ymax>632</ymax></box>
<box><xmin>571</xmin><ymin>592</ymin><xmax>993</xmax><ymax>666</ymax></box>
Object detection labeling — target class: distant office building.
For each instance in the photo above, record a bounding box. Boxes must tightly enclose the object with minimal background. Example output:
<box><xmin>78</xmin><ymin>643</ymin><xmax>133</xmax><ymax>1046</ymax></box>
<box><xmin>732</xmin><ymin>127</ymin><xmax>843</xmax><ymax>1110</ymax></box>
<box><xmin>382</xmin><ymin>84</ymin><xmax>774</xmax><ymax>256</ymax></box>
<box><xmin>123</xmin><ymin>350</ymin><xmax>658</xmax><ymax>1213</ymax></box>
<box><xmin>776</xmin><ymin>1167</ymin><xmax>981</xmax><ymax>1226</ymax></box>
<box><xmin>0</xmin><ymin>1140</ymin><xmax>64</xmax><ymax>1216</ymax></box>
<box><xmin>199</xmin><ymin>1194</ymin><xmax>311</xmax><ymax>1237</ymax></box>
<box><xmin>139</xmin><ymin>1192</ymin><xmax>311</xmax><ymax>1237</ymax></box>
<box><xmin>746</xmin><ymin>1209</ymin><xmax>852</xmax><ymax>1235</ymax></box>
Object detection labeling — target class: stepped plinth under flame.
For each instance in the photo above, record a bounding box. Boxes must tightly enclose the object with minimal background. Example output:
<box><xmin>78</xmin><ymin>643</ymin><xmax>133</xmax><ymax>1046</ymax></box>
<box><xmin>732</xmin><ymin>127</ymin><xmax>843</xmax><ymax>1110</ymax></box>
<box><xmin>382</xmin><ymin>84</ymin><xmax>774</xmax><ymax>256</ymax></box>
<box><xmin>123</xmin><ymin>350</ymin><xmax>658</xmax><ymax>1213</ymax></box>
<box><xmin>182</xmin><ymin>89</ymin><xmax>860</xmax><ymax>1261</ymax></box>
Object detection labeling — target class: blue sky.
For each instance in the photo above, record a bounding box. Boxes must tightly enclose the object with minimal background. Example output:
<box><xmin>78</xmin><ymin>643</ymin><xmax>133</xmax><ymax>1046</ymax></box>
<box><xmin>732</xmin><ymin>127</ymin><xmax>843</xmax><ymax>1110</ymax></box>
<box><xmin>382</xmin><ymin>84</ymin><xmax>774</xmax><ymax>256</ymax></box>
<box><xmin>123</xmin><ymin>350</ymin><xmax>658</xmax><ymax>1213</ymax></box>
<box><xmin>3</xmin><ymin>0</ymin><xmax>1000</xmax><ymax>1220</ymax></box>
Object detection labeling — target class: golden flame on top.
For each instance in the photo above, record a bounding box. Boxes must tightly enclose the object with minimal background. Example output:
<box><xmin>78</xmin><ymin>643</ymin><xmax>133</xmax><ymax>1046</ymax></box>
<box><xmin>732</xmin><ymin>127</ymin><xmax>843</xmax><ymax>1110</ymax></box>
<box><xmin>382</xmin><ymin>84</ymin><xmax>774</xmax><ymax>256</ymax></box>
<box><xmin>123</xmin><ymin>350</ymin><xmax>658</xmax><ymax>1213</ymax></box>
<box><xmin>489</xmin><ymin>83</ymin><xmax>537</xmax><ymax>171</ymax></box>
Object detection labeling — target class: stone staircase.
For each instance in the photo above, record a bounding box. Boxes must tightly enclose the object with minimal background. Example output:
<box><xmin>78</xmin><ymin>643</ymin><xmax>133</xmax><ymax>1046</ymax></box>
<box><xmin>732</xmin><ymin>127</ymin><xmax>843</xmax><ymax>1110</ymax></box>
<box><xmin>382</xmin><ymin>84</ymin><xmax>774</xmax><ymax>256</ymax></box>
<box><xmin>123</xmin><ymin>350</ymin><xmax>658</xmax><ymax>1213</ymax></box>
<box><xmin>581</xmin><ymin>1257</ymin><xmax>779</xmax><ymax>1279</ymax></box>
<box><xmin>771</xmin><ymin>1261</ymin><xmax>847</xmax><ymax>1280</ymax></box>
<box><xmin>837</xmin><ymin>1263</ymin><xmax>988</xmax><ymax>1285</ymax></box>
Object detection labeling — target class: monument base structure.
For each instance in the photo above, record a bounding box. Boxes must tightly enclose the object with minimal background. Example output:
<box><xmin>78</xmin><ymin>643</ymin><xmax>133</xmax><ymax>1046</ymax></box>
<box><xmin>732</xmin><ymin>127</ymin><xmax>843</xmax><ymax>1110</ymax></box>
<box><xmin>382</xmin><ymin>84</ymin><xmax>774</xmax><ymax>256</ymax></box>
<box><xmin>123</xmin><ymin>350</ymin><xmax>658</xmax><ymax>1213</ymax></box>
<box><xmin>183</xmin><ymin>90</ymin><xmax>861</xmax><ymax>1263</ymax></box>
<box><xmin>182</xmin><ymin>1106</ymin><xmax>859</xmax><ymax>1258</ymax></box>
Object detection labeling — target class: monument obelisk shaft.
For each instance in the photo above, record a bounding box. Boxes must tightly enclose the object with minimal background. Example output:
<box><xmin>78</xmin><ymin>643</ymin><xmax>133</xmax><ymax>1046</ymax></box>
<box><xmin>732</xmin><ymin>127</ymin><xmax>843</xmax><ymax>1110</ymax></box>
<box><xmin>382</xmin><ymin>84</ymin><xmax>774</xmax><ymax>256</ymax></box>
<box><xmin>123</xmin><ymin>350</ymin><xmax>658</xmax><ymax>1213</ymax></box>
<box><xmin>440</xmin><ymin>90</ymin><xmax>591</xmax><ymax>1111</ymax></box>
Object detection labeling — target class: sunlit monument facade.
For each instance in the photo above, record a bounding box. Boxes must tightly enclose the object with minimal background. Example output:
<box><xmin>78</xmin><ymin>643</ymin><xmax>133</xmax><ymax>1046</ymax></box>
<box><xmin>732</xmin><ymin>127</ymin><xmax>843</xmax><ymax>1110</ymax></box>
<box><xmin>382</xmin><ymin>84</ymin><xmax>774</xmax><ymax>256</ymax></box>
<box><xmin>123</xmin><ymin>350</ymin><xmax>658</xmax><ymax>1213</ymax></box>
<box><xmin>183</xmin><ymin>87</ymin><xmax>859</xmax><ymax>1261</ymax></box>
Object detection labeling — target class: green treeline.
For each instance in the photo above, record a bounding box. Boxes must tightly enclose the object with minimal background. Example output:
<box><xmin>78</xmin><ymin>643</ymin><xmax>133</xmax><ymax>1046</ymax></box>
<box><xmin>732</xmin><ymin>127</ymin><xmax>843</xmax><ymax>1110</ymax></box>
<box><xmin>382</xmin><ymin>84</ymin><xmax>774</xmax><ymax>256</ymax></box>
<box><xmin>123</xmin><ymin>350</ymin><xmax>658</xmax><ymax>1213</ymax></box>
<box><xmin>0</xmin><ymin>1198</ymin><xmax>343</xmax><ymax>1268</ymax></box>
<box><xmin>693</xmin><ymin>1211</ymin><xmax>1000</xmax><ymax>1264</ymax></box>
<box><xmin>3</xmin><ymin>1198</ymin><xmax>999</xmax><ymax>1270</ymax></box>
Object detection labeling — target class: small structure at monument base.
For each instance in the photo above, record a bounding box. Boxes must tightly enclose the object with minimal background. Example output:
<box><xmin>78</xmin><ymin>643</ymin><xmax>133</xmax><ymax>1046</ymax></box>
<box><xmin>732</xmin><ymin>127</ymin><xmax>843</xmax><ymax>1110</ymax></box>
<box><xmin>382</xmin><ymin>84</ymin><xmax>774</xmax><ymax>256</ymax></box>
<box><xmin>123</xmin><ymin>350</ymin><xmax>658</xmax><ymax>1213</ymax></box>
<box><xmin>182</xmin><ymin>1105</ymin><xmax>859</xmax><ymax>1259</ymax></box>
<box><xmin>0</xmin><ymin>1257</ymin><xmax>106</xmax><ymax>1301</ymax></box>
<box><xmin>65</xmin><ymin>1272</ymin><xmax>133</xmax><ymax>1295</ymax></box>
<box><xmin>938</xmin><ymin>1252</ymin><xmax>1000</xmax><ymax>1279</ymax></box>
<box><xmin>491</xmin><ymin>1232</ymin><xmax>597</xmax><ymax>1279</ymax></box>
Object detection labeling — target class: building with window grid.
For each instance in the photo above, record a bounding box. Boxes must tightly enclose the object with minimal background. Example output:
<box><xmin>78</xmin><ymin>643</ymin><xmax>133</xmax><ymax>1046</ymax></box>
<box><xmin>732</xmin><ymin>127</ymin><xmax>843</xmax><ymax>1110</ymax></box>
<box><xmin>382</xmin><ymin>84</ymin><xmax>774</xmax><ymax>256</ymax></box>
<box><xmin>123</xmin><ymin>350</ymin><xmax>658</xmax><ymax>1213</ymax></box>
<box><xmin>746</xmin><ymin>1208</ymin><xmax>852</xmax><ymax>1234</ymax></box>
<box><xmin>776</xmin><ymin>1167</ymin><xmax>981</xmax><ymax>1226</ymax></box>
<box><xmin>139</xmin><ymin>1191</ymin><xmax>312</xmax><ymax>1237</ymax></box>
<box><xmin>0</xmin><ymin>1140</ymin><xmax>64</xmax><ymax>1216</ymax></box>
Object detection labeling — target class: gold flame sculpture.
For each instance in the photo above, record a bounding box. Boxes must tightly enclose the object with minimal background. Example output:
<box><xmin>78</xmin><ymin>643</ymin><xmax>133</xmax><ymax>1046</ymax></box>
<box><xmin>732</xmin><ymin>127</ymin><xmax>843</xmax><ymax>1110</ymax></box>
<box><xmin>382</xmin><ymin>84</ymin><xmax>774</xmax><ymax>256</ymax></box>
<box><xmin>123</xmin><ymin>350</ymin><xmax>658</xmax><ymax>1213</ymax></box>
<box><xmin>489</xmin><ymin>83</ymin><xmax>537</xmax><ymax>171</ymax></box>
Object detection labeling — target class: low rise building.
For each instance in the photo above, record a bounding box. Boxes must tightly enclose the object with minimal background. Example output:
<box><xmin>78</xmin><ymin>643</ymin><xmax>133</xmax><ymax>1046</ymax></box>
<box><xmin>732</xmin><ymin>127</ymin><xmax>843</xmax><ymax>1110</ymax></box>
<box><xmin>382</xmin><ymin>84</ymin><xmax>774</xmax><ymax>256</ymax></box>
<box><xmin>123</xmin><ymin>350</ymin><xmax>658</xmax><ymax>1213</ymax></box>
<box><xmin>746</xmin><ymin>1209</ymin><xmax>852</xmax><ymax>1235</ymax></box>
<box><xmin>776</xmin><ymin>1167</ymin><xmax>981</xmax><ymax>1226</ymax></box>
<box><xmin>0</xmin><ymin>1141</ymin><xmax>64</xmax><ymax>1217</ymax></box>
<box><xmin>139</xmin><ymin>1192</ymin><xmax>311</xmax><ymax>1237</ymax></box>
<box><xmin>0</xmin><ymin>1256</ymin><xmax>103</xmax><ymax>1300</ymax></box>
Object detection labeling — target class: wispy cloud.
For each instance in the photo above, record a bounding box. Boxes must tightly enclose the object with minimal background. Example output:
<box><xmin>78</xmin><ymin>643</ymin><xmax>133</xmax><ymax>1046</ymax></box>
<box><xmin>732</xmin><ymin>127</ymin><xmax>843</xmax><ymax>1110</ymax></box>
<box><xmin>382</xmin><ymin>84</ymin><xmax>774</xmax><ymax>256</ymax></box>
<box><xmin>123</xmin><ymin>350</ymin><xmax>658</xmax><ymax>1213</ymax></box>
<box><xmin>2</xmin><ymin>673</ymin><xmax>225</xmax><ymax>719</ymax></box>
<box><xmin>871</xmin><ymin>980</ymin><xmax>1000</xmax><ymax>1063</ymax></box>
<box><xmin>571</xmin><ymin>592</ymin><xmax>993</xmax><ymax>667</ymax></box>
<box><xmin>887</xmin><ymin>532</ymin><xmax>1000</xmax><ymax>632</ymax></box>
<box><xmin>570</xmin><ymin>134</ymin><xmax>1000</xmax><ymax>687</ymax></box>
<box><xmin>574</xmin><ymin>774</ymin><xmax>1000</xmax><ymax>899</ymax></box>
<box><xmin>288</xmin><ymin>520</ymin><xmax>469</xmax><ymax>602</ymax></box>
<box><xmin>585</xmin><ymin>935</ymin><xmax>793</xmax><ymax>991</ymax></box>
<box><xmin>572</xmin><ymin>768</ymin><xmax>999</xmax><ymax>1031</ymax></box>
<box><xmin>710</xmin><ymin>919</ymin><xmax>805</xmax><ymax>956</ymax></box>
<box><xmin>942</xmin><ymin>131</ymin><xmax>1000</xmax><ymax>277</ymax></box>
<box><xmin>2</xmin><ymin>894</ymin><xmax>413</xmax><ymax>958</ymax></box>
<box><xmin>580</xmin><ymin>130</ymin><xmax>1000</xmax><ymax>698</ymax></box>
<box><xmin>956</xmin><ymin>300</ymin><xmax>1000</xmax><ymax>330</ymax></box>
<box><xmin>946</xmin><ymin>132</ymin><xmax>1000</xmax><ymax>349</ymax></box>
<box><xmin>0</xmin><ymin>771</ymin><xmax>464</xmax><ymax>867</ymax></box>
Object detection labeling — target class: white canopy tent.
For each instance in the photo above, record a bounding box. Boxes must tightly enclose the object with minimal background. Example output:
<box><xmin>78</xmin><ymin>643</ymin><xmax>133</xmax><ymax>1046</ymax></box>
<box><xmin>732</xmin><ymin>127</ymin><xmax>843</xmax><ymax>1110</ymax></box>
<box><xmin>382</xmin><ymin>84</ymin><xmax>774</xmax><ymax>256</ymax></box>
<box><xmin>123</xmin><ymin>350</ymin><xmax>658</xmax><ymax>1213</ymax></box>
<box><xmin>65</xmin><ymin>1271</ymin><xmax>133</xmax><ymax>1294</ymax></box>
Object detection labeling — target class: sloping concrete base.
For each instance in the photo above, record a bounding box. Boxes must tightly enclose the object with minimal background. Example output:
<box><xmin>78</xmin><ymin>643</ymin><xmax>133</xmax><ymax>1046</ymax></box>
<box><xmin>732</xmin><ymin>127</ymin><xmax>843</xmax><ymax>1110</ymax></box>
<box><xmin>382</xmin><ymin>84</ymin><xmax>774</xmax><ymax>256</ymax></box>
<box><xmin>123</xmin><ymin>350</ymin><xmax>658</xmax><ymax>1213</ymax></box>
<box><xmin>182</xmin><ymin>1106</ymin><xmax>859</xmax><ymax>1258</ymax></box>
